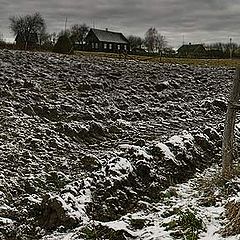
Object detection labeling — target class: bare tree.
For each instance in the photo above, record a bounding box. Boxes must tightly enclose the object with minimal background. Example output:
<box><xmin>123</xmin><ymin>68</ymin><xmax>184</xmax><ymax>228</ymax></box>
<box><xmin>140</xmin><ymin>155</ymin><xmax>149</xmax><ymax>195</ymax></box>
<box><xmin>39</xmin><ymin>32</ymin><xmax>54</xmax><ymax>50</ymax></box>
<box><xmin>206</xmin><ymin>42</ymin><xmax>239</xmax><ymax>58</ymax></box>
<box><xmin>207</xmin><ymin>42</ymin><xmax>224</xmax><ymax>51</ymax></box>
<box><xmin>58</xmin><ymin>29</ymin><xmax>71</xmax><ymax>38</ymax></box>
<box><xmin>127</xmin><ymin>35</ymin><xmax>144</xmax><ymax>51</ymax></box>
<box><xmin>50</xmin><ymin>32</ymin><xmax>57</xmax><ymax>45</ymax></box>
<box><xmin>207</xmin><ymin>42</ymin><xmax>238</xmax><ymax>52</ymax></box>
<box><xmin>9</xmin><ymin>12</ymin><xmax>46</xmax><ymax>50</ymax></box>
<box><xmin>155</xmin><ymin>34</ymin><xmax>167</xmax><ymax>54</ymax></box>
<box><xmin>0</xmin><ymin>33</ymin><xmax>4</xmax><ymax>43</ymax></box>
<box><xmin>70</xmin><ymin>23</ymin><xmax>89</xmax><ymax>44</ymax></box>
<box><xmin>144</xmin><ymin>27</ymin><xmax>167</xmax><ymax>53</ymax></box>
<box><xmin>145</xmin><ymin>27</ymin><xmax>157</xmax><ymax>52</ymax></box>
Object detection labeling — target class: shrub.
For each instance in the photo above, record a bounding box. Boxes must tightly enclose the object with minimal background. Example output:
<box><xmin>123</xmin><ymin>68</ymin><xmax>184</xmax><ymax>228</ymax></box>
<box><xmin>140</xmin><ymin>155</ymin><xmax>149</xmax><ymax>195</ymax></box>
<box><xmin>221</xmin><ymin>200</ymin><xmax>240</xmax><ymax>237</ymax></box>
<box><xmin>163</xmin><ymin>208</ymin><xmax>205</xmax><ymax>240</ymax></box>
<box><xmin>79</xmin><ymin>224</ymin><xmax>134</xmax><ymax>239</ymax></box>
<box><xmin>53</xmin><ymin>35</ymin><xmax>73</xmax><ymax>54</ymax></box>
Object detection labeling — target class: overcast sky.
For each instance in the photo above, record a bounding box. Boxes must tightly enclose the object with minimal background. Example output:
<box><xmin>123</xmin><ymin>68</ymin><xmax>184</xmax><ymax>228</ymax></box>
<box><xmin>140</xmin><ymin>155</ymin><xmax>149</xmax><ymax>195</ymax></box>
<box><xmin>0</xmin><ymin>0</ymin><xmax>239</xmax><ymax>48</ymax></box>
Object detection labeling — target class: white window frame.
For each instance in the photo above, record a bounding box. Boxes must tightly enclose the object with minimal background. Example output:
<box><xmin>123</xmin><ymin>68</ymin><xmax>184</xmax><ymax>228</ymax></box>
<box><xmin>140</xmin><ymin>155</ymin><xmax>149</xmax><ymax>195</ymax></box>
<box><xmin>104</xmin><ymin>43</ymin><xmax>107</xmax><ymax>49</ymax></box>
<box><xmin>95</xmin><ymin>43</ymin><xmax>98</xmax><ymax>49</ymax></box>
<box><xmin>117</xmin><ymin>44</ymin><xmax>121</xmax><ymax>50</ymax></box>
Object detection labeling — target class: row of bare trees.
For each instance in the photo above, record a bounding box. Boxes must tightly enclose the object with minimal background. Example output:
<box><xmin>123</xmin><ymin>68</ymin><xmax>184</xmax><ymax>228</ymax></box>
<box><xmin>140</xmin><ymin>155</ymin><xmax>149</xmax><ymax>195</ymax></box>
<box><xmin>57</xmin><ymin>24</ymin><xmax>89</xmax><ymax>45</ymax></box>
<box><xmin>206</xmin><ymin>42</ymin><xmax>240</xmax><ymax>58</ymax></box>
<box><xmin>4</xmin><ymin>12</ymin><xmax>169</xmax><ymax>53</ymax></box>
<box><xmin>9</xmin><ymin>13</ymin><xmax>47</xmax><ymax>49</ymax></box>
<box><xmin>127</xmin><ymin>27</ymin><xmax>167</xmax><ymax>53</ymax></box>
<box><xmin>7</xmin><ymin>12</ymin><xmax>90</xmax><ymax>50</ymax></box>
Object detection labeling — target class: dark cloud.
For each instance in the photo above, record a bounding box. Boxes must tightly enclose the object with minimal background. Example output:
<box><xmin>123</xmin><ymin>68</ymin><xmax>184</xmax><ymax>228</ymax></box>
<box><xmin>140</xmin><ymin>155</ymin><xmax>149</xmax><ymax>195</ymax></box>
<box><xmin>0</xmin><ymin>0</ymin><xmax>239</xmax><ymax>47</ymax></box>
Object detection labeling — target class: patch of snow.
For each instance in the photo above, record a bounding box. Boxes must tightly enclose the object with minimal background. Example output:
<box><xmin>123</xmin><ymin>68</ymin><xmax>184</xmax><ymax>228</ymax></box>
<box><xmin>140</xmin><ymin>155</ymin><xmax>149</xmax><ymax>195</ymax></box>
<box><xmin>90</xmin><ymin>166</ymin><xmax>240</xmax><ymax>240</ymax></box>
<box><xmin>117</xmin><ymin>119</ymin><xmax>132</xmax><ymax>127</ymax></box>
<box><xmin>0</xmin><ymin>217</ymin><xmax>14</xmax><ymax>224</ymax></box>
<box><xmin>106</xmin><ymin>157</ymin><xmax>133</xmax><ymax>181</ymax></box>
<box><xmin>119</xmin><ymin>144</ymin><xmax>152</xmax><ymax>160</ymax></box>
<box><xmin>168</xmin><ymin>131</ymin><xmax>194</xmax><ymax>148</ymax></box>
<box><xmin>155</xmin><ymin>142</ymin><xmax>181</xmax><ymax>165</ymax></box>
<box><xmin>26</xmin><ymin>195</ymin><xmax>42</xmax><ymax>204</ymax></box>
<box><xmin>100</xmin><ymin>220</ymin><xmax>137</xmax><ymax>237</ymax></box>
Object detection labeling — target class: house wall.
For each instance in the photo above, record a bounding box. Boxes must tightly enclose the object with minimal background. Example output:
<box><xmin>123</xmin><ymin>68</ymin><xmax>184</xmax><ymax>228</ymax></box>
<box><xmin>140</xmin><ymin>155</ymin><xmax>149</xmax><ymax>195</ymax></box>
<box><xmin>85</xmin><ymin>30</ymin><xmax>129</xmax><ymax>53</ymax></box>
<box><xmin>84</xmin><ymin>31</ymin><xmax>99</xmax><ymax>51</ymax></box>
<box><xmin>101</xmin><ymin>42</ymin><xmax>129</xmax><ymax>52</ymax></box>
<box><xmin>86</xmin><ymin>41</ymin><xmax>129</xmax><ymax>53</ymax></box>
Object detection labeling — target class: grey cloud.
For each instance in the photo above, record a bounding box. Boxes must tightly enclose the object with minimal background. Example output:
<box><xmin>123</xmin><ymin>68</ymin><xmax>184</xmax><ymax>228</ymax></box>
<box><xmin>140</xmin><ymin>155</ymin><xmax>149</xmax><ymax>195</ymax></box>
<box><xmin>0</xmin><ymin>0</ymin><xmax>240</xmax><ymax>47</ymax></box>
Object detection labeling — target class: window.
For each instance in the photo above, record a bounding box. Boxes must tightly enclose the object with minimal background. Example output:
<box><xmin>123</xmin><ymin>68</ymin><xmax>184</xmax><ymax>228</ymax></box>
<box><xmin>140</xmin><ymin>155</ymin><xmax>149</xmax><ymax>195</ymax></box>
<box><xmin>117</xmin><ymin>44</ymin><xmax>120</xmax><ymax>50</ymax></box>
<box><xmin>104</xmin><ymin>43</ymin><xmax>107</xmax><ymax>49</ymax></box>
<box><xmin>92</xmin><ymin>43</ymin><xmax>95</xmax><ymax>49</ymax></box>
<box><xmin>109</xmin><ymin>44</ymin><xmax>112</xmax><ymax>50</ymax></box>
<box><xmin>124</xmin><ymin>45</ymin><xmax>127</xmax><ymax>50</ymax></box>
<box><xmin>95</xmin><ymin>43</ymin><xmax>98</xmax><ymax>49</ymax></box>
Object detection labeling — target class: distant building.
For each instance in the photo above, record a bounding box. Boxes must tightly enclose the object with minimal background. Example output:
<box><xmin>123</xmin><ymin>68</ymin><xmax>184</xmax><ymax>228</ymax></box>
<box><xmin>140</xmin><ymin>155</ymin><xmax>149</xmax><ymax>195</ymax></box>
<box><xmin>131</xmin><ymin>47</ymin><xmax>147</xmax><ymax>54</ymax></box>
<box><xmin>206</xmin><ymin>49</ymin><xmax>224</xmax><ymax>59</ymax></box>
<box><xmin>177</xmin><ymin>43</ymin><xmax>207</xmax><ymax>58</ymax></box>
<box><xmin>85</xmin><ymin>28</ymin><xmax>129</xmax><ymax>53</ymax></box>
<box><xmin>15</xmin><ymin>32</ymin><xmax>39</xmax><ymax>49</ymax></box>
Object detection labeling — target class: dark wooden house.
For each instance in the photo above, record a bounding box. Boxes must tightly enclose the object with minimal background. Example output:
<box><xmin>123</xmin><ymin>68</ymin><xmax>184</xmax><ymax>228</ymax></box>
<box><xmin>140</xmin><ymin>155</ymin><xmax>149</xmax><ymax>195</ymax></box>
<box><xmin>177</xmin><ymin>43</ymin><xmax>207</xmax><ymax>58</ymax></box>
<box><xmin>15</xmin><ymin>33</ymin><xmax>39</xmax><ymax>49</ymax></box>
<box><xmin>85</xmin><ymin>28</ymin><xmax>129</xmax><ymax>53</ymax></box>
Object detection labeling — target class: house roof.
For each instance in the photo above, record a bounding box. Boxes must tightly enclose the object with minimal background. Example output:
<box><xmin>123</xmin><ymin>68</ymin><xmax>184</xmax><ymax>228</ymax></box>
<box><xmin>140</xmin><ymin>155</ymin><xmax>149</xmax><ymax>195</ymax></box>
<box><xmin>90</xmin><ymin>28</ymin><xmax>129</xmax><ymax>44</ymax></box>
<box><xmin>15</xmin><ymin>32</ymin><xmax>38</xmax><ymax>43</ymax></box>
<box><xmin>178</xmin><ymin>44</ymin><xmax>205</xmax><ymax>53</ymax></box>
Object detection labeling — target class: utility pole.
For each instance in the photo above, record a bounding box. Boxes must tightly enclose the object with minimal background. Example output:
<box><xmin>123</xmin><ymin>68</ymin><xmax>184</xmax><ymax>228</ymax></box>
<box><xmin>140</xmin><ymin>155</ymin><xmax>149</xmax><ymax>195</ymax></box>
<box><xmin>230</xmin><ymin>37</ymin><xmax>233</xmax><ymax>59</ymax></box>
<box><xmin>91</xmin><ymin>19</ymin><xmax>95</xmax><ymax>29</ymax></box>
<box><xmin>64</xmin><ymin>17</ymin><xmax>68</xmax><ymax>33</ymax></box>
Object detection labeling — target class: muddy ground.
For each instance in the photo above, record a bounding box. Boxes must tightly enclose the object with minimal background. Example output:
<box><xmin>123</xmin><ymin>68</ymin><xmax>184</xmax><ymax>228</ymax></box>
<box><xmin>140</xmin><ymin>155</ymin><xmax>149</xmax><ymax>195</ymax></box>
<box><xmin>0</xmin><ymin>50</ymin><xmax>234</xmax><ymax>239</ymax></box>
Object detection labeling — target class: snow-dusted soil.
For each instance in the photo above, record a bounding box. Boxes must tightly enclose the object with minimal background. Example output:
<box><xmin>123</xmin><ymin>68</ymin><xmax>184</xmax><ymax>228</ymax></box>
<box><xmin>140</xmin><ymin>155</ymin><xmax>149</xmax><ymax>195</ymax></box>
<box><xmin>41</xmin><ymin>166</ymin><xmax>240</xmax><ymax>240</ymax></box>
<box><xmin>0</xmin><ymin>49</ymin><xmax>235</xmax><ymax>239</ymax></box>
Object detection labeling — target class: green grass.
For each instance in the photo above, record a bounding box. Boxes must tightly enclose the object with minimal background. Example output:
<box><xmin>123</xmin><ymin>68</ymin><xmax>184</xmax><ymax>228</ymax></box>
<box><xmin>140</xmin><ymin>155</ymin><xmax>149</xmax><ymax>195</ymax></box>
<box><xmin>79</xmin><ymin>225</ymin><xmax>133</xmax><ymax>240</ymax></box>
<box><xmin>161</xmin><ymin>57</ymin><xmax>240</xmax><ymax>68</ymax></box>
<box><xmin>197</xmin><ymin>165</ymin><xmax>240</xmax><ymax>207</ymax></box>
<box><xmin>163</xmin><ymin>208</ymin><xmax>205</xmax><ymax>240</ymax></box>
<box><xmin>75</xmin><ymin>50</ymin><xmax>240</xmax><ymax>68</ymax></box>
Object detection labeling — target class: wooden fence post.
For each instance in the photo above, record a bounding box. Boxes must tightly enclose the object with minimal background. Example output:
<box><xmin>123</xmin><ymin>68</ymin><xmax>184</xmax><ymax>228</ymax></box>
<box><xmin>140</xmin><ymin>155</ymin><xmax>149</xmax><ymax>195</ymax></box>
<box><xmin>222</xmin><ymin>68</ymin><xmax>240</xmax><ymax>178</ymax></box>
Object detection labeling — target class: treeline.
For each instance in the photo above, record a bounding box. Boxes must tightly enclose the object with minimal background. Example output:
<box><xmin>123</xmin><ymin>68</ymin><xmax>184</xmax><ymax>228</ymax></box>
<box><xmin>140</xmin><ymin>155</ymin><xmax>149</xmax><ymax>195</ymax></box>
<box><xmin>0</xmin><ymin>12</ymin><xmax>171</xmax><ymax>55</ymax></box>
<box><xmin>1</xmin><ymin>12</ymin><xmax>90</xmax><ymax>52</ymax></box>
<box><xmin>1</xmin><ymin>12</ymin><xmax>239</xmax><ymax>58</ymax></box>
<box><xmin>206</xmin><ymin>42</ymin><xmax>240</xmax><ymax>58</ymax></box>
